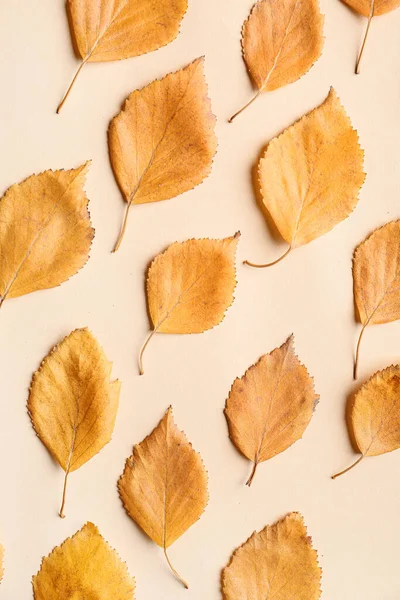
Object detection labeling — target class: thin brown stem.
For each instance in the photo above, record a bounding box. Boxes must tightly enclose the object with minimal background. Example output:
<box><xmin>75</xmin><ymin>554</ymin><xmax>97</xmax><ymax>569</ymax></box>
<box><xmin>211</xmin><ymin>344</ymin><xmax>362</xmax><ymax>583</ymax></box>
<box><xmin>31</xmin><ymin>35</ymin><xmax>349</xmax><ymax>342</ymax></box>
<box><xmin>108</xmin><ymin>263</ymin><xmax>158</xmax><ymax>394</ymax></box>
<box><xmin>57</xmin><ymin>59</ymin><xmax>88</xmax><ymax>113</ymax></box>
<box><xmin>246</xmin><ymin>461</ymin><xmax>258</xmax><ymax>486</ymax></box>
<box><xmin>112</xmin><ymin>201</ymin><xmax>132</xmax><ymax>253</ymax></box>
<box><xmin>355</xmin><ymin>1</ymin><xmax>375</xmax><ymax>74</ymax></box>
<box><xmin>244</xmin><ymin>246</ymin><xmax>291</xmax><ymax>269</ymax></box>
<box><xmin>332</xmin><ymin>455</ymin><xmax>364</xmax><ymax>479</ymax></box>
<box><xmin>354</xmin><ymin>324</ymin><xmax>366</xmax><ymax>380</ymax></box>
<box><xmin>164</xmin><ymin>548</ymin><xmax>188</xmax><ymax>589</ymax></box>
<box><xmin>228</xmin><ymin>89</ymin><xmax>263</xmax><ymax>123</ymax></box>
<box><xmin>59</xmin><ymin>469</ymin><xmax>69</xmax><ymax>518</ymax></box>
<box><xmin>138</xmin><ymin>329</ymin><xmax>157</xmax><ymax>375</ymax></box>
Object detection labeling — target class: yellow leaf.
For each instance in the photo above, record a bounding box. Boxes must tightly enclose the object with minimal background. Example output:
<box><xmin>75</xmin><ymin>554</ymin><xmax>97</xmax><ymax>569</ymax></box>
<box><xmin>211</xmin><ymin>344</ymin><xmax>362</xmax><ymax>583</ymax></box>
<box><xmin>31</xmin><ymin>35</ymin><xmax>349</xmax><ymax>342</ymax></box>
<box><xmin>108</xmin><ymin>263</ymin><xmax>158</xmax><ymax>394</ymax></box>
<box><xmin>333</xmin><ymin>365</ymin><xmax>400</xmax><ymax>479</ymax></box>
<box><xmin>118</xmin><ymin>407</ymin><xmax>208</xmax><ymax>588</ymax></box>
<box><xmin>57</xmin><ymin>0</ymin><xmax>188</xmax><ymax>112</ymax></box>
<box><xmin>245</xmin><ymin>89</ymin><xmax>365</xmax><ymax>268</ymax></box>
<box><xmin>222</xmin><ymin>512</ymin><xmax>322</xmax><ymax>600</ymax></box>
<box><xmin>353</xmin><ymin>221</ymin><xmax>400</xmax><ymax>379</ymax></box>
<box><xmin>32</xmin><ymin>522</ymin><xmax>135</xmax><ymax>599</ymax></box>
<box><xmin>28</xmin><ymin>328</ymin><xmax>121</xmax><ymax>518</ymax></box>
<box><xmin>0</xmin><ymin>164</ymin><xmax>93</xmax><ymax>308</ymax></box>
<box><xmin>340</xmin><ymin>0</ymin><xmax>400</xmax><ymax>73</ymax></box>
<box><xmin>109</xmin><ymin>58</ymin><xmax>217</xmax><ymax>251</ymax></box>
<box><xmin>225</xmin><ymin>335</ymin><xmax>319</xmax><ymax>485</ymax></box>
<box><xmin>229</xmin><ymin>0</ymin><xmax>324</xmax><ymax>122</ymax></box>
<box><xmin>139</xmin><ymin>233</ymin><xmax>239</xmax><ymax>374</ymax></box>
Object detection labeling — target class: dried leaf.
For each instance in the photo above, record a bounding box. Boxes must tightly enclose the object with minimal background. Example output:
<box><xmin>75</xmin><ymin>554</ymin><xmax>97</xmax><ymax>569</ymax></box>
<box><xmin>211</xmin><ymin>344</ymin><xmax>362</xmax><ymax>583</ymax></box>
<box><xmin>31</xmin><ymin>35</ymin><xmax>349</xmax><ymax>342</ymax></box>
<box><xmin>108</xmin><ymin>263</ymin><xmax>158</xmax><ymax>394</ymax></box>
<box><xmin>229</xmin><ymin>0</ymin><xmax>324</xmax><ymax>122</ymax></box>
<box><xmin>109</xmin><ymin>58</ymin><xmax>217</xmax><ymax>251</ymax></box>
<box><xmin>28</xmin><ymin>328</ymin><xmax>121</xmax><ymax>518</ymax></box>
<box><xmin>57</xmin><ymin>0</ymin><xmax>188</xmax><ymax>112</ymax></box>
<box><xmin>33</xmin><ymin>522</ymin><xmax>135</xmax><ymax>599</ymax></box>
<box><xmin>225</xmin><ymin>335</ymin><xmax>319</xmax><ymax>485</ymax></box>
<box><xmin>139</xmin><ymin>233</ymin><xmax>239</xmax><ymax>374</ymax></box>
<box><xmin>333</xmin><ymin>365</ymin><xmax>400</xmax><ymax>478</ymax></box>
<box><xmin>222</xmin><ymin>512</ymin><xmax>322</xmax><ymax>600</ymax></box>
<box><xmin>353</xmin><ymin>221</ymin><xmax>400</xmax><ymax>379</ymax></box>
<box><xmin>0</xmin><ymin>164</ymin><xmax>93</xmax><ymax>309</ymax></box>
<box><xmin>340</xmin><ymin>0</ymin><xmax>400</xmax><ymax>73</ymax></box>
<box><xmin>245</xmin><ymin>89</ymin><xmax>365</xmax><ymax>268</ymax></box>
<box><xmin>118</xmin><ymin>407</ymin><xmax>208</xmax><ymax>588</ymax></box>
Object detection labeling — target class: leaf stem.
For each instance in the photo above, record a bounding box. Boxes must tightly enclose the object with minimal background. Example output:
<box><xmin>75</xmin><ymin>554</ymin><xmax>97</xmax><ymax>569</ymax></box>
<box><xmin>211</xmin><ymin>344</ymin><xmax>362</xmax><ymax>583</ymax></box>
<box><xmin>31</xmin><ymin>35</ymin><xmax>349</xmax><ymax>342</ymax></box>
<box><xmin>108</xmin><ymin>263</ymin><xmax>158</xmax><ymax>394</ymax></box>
<box><xmin>246</xmin><ymin>461</ymin><xmax>258</xmax><ymax>486</ymax></box>
<box><xmin>354</xmin><ymin>324</ymin><xmax>366</xmax><ymax>380</ymax></box>
<box><xmin>228</xmin><ymin>89</ymin><xmax>263</xmax><ymax>123</ymax></box>
<box><xmin>164</xmin><ymin>548</ymin><xmax>188</xmax><ymax>589</ymax></box>
<box><xmin>59</xmin><ymin>469</ymin><xmax>69</xmax><ymax>518</ymax></box>
<box><xmin>332</xmin><ymin>455</ymin><xmax>364</xmax><ymax>479</ymax></box>
<box><xmin>113</xmin><ymin>201</ymin><xmax>132</xmax><ymax>253</ymax></box>
<box><xmin>57</xmin><ymin>59</ymin><xmax>88</xmax><ymax>114</ymax></box>
<box><xmin>244</xmin><ymin>246</ymin><xmax>291</xmax><ymax>269</ymax></box>
<box><xmin>355</xmin><ymin>0</ymin><xmax>375</xmax><ymax>74</ymax></box>
<box><xmin>138</xmin><ymin>329</ymin><xmax>156</xmax><ymax>375</ymax></box>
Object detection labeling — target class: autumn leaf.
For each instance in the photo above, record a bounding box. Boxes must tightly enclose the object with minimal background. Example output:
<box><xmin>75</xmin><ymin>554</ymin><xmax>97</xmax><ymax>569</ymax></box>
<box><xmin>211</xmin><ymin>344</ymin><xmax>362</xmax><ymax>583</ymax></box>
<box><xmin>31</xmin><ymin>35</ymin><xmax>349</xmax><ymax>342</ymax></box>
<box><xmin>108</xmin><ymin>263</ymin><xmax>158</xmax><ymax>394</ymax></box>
<box><xmin>340</xmin><ymin>0</ymin><xmax>400</xmax><ymax>73</ymax></box>
<box><xmin>118</xmin><ymin>407</ymin><xmax>208</xmax><ymax>588</ymax></box>
<box><xmin>222</xmin><ymin>512</ymin><xmax>322</xmax><ymax>600</ymax></box>
<box><xmin>57</xmin><ymin>0</ymin><xmax>188</xmax><ymax>112</ymax></box>
<box><xmin>229</xmin><ymin>0</ymin><xmax>324</xmax><ymax>122</ymax></box>
<box><xmin>28</xmin><ymin>328</ymin><xmax>121</xmax><ymax>518</ymax></box>
<box><xmin>33</xmin><ymin>522</ymin><xmax>135</xmax><ymax>599</ymax></box>
<box><xmin>353</xmin><ymin>221</ymin><xmax>400</xmax><ymax>379</ymax></box>
<box><xmin>0</xmin><ymin>164</ymin><xmax>93</xmax><ymax>309</ymax></box>
<box><xmin>333</xmin><ymin>365</ymin><xmax>400</xmax><ymax>479</ymax></box>
<box><xmin>225</xmin><ymin>335</ymin><xmax>319</xmax><ymax>486</ymax></box>
<box><xmin>109</xmin><ymin>58</ymin><xmax>217</xmax><ymax>251</ymax></box>
<box><xmin>139</xmin><ymin>233</ymin><xmax>239</xmax><ymax>374</ymax></box>
<box><xmin>244</xmin><ymin>89</ymin><xmax>365</xmax><ymax>268</ymax></box>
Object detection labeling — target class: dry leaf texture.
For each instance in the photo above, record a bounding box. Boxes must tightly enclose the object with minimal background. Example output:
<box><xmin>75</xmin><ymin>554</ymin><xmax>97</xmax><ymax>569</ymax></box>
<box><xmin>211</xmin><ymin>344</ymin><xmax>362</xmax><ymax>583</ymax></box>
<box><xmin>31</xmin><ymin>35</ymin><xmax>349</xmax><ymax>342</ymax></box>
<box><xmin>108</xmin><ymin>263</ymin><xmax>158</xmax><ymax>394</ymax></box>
<box><xmin>341</xmin><ymin>0</ymin><xmax>400</xmax><ymax>17</ymax></box>
<box><xmin>222</xmin><ymin>512</ymin><xmax>322</xmax><ymax>600</ymax></box>
<box><xmin>0</xmin><ymin>164</ymin><xmax>93</xmax><ymax>307</ymax></box>
<box><xmin>32</xmin><ymin>522</ymin><xmax>135</xmax><ymax>599</ymax></box>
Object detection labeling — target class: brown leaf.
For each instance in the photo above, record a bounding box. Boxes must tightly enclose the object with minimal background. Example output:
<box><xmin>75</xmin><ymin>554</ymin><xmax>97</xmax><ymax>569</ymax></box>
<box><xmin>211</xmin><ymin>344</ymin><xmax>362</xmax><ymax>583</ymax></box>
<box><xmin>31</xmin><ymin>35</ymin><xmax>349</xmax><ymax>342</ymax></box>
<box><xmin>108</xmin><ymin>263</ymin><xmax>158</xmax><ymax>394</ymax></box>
<box><xmin>28</xmin><ymin>328</ymin><xmax>121</xmax><ymax>518</ymax></box>
<box><xmin>222</xmin><ymin>512</ymin><xmax>322</xmax><ymax>600</ymax></box>
<box><xmin>353</xmin><ymin>221</ymin><xmax>400</xmax><ymax>379</ymax></box>
<box><xmin>139</xmin><ymin>233</ymin><xmax>239</xmax><ymax>374</ymax></box>
<box><xmin>229</xmin><ymin>0</ymin><xmax>324</xmax><ymax>122</ymax></box>
<box><xmin>33</xmin><ymin>522</ymin><xmax>135</xmax><ymax>599</ymax></box>
<box><xmin>0</xmin><ymin>164</ymin><xmax>93</xmax><ymax>309</ymax></box>
<box><xmin>225</xmin><ymin>335</ymin><xmax>319</xmax><ymax>485</ymax></box>
<box><xmin>57</xmin><ymin>0</ymin><xmax>188</xmax><ymax>112</ymax></box>
<box><xmin>333</xmin><ymin>365</ymin><xmax>400</xmax><ymax>479</ymax></box>
<box><xmin>244</xmin><ymin>89</ymin><xmax>365</xmax><ymax>268</ymax></box>
<box><xmin>118</xmin><ymin>407</ymin><xmax>208</xmax><ymax>588</ymax></box>
<box><xmin>340</xmin><ymin>0</ymin><xmax>400</xmax><ymax>73</ymax></box>
<box><xmin>109</xmin><ymin>58</ymin><xmax>217</xmax><ymax>251</ymax></box>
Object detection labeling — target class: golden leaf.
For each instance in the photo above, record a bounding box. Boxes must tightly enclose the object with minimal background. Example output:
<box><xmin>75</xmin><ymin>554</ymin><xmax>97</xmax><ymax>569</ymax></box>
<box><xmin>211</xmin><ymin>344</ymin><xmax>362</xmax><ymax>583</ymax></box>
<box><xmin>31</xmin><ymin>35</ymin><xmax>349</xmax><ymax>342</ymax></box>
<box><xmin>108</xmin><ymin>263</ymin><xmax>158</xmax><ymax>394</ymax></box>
<box><xmin>109</xmin><ymin>58</ymin><xmax>217</xmax><ymax>251</ymax></box>
<box><xmin>0</xmin><ymin>164</ymin><xmax>93</xmax><ymax>309</ymax></box>
<box><xmin>245</xmin><ymin>89</ymin><xmax>365</xmax><ymax>268</ymax></box>
<box><xmin>32</xmin><ymin>522</ymin><xmax>135</xmax><ymax>599</ymax></box>
<box><xmin>340</xmin><ymin>0</ymin><xmax>400</xmax><ymax>73</ymax></box>
<box><xmin>57</xmin><ymin>0</ymin><xmax>188</xmax><ymax>112</ymax></box>
<box><xmin>225</xmin><ymin>335</ymin><xmax>319</xmax><ymax>485</ymax></box>
<box><xmin>222</xmin><ymin>512</ymin><xmax>322</xmax><ymax>600</ymax></box>
<box><xmin>333</xmin><ymin>365</ymin><xmax>400</xmax><ymax>479</ymax></box>
<box><xmin>229</xmin><ymin>0</ymin><xmax>324</xmax><ymax>122</ymax></box>
<box><xmin>139</xmin><ymin>233</ymin><xmax>239</xmax><ymax>374</ymax></box>
<box><xmin>353</xmin><ymin>221</ymin><xmax>400</xmax><ymax>379</ymax></box>
<box><xmin>118</xmin><ymin>407</ymin><xmax>208</xmax><ymax>588</ymax></box>
<box><xmin>28</xmin><ymin>328</ymin><xmax>121</xmax><ymax>518</ymax></box>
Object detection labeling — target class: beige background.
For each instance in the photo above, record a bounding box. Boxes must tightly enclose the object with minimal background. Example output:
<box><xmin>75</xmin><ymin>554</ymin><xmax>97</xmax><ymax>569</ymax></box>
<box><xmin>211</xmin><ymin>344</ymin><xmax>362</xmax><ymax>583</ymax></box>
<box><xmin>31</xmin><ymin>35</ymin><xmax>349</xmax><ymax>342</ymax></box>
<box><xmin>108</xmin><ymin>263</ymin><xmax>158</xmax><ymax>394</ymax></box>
<box><xmin>1</xmin><ymin>0</ymin><xmax>400</xmax><ymax>598</ymax></box>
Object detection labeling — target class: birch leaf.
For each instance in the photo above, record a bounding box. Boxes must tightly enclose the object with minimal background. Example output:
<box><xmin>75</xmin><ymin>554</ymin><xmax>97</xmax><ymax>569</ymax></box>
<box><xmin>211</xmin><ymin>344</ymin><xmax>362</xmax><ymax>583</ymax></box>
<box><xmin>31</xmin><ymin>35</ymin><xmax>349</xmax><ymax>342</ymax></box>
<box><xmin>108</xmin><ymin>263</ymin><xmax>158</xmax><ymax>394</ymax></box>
<box><xmin>28</xmin><ymin>328</ymin><xmax>121</xmax><ymax>518</ymax></box>
<box><xmin>32</xmin><ymin>522</ymin><xmax>135</xmax><ymax>599</ymax></box>
<box><xmin>0</xmin><ymin>164</ymin><xmax>93</xmax><ymax>309</ymax></box>
<box><xmin>139</xmin><ymin>233</ymin><xmax>239</xmax><ymax>374</ymax></box>
<box><xmin>353</xmin><ymin>221</ymin><xmax>400</xmax><ymax>379</ymax></box>
<box><xmin>340</xmin><ymin>0</ymin><xmax>400</xmax><ymax>73</ymax></box>
<box><xmin>225</xmin><ymin>335</ymin><xmax>319</xmax><ymax>485</ymax></box>
<box><xmin>109</xmin><ymin>58</ymin><xmax>217</xmax><ymax>251</ymax></box>
<box><xmin>222</xmin><ymin>512</ymin><xmax>322</xmax><ymax>600</ymax></box>
<box><xmin>333</xmin><ymin>365</ymin><xmax>400</xmax><ymax>478</ymax></box>
<box><xmin>229</xmin><ymin>0</ymin><xmax>324</xmax><ymax>122</ymax></box>
<box><xmin>118</xmin><ymin>407</ymin><xmax>208</xmax><ymax>588</ymax></box>
<box><xmin>57</xmin><ymin>0</ymin><xmax>188</xmax><ymax>112</ymax></box>
<box><xmin>245</xmin><ymin>89</ymin><xmax>365</xmax><ymax>269</ymax></box>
